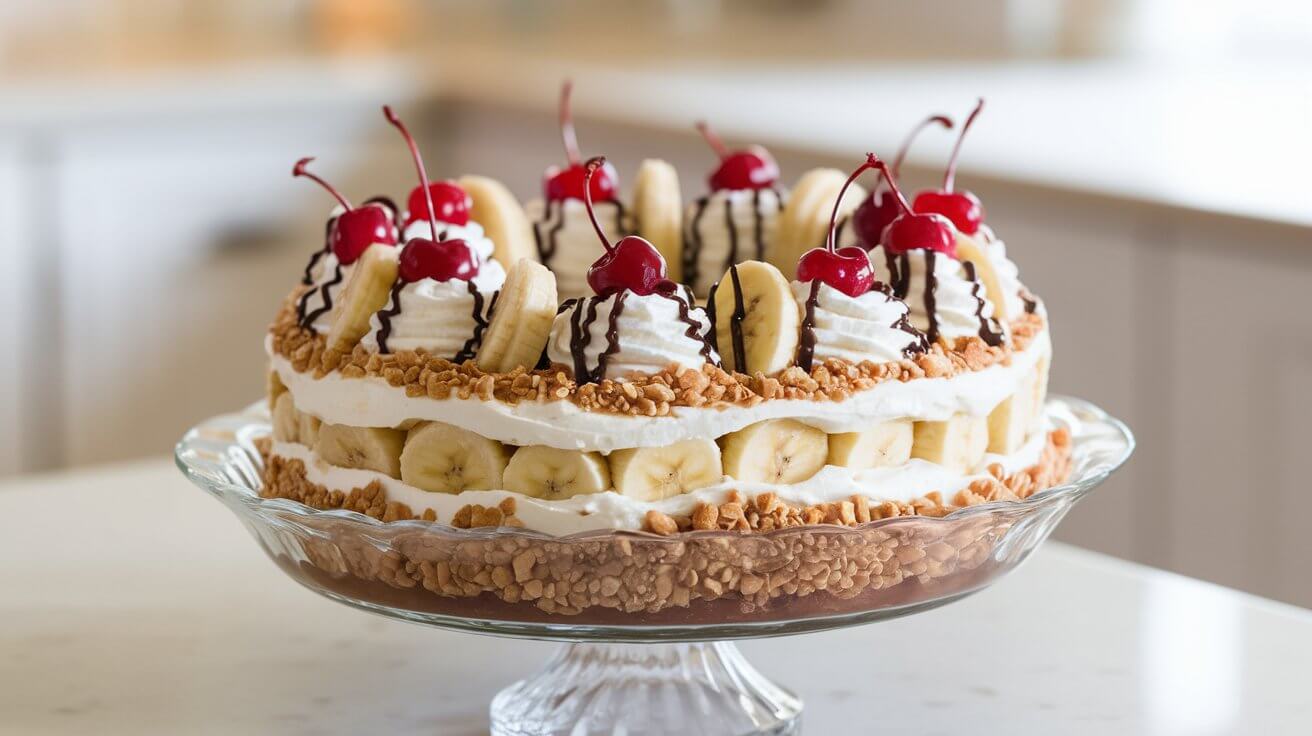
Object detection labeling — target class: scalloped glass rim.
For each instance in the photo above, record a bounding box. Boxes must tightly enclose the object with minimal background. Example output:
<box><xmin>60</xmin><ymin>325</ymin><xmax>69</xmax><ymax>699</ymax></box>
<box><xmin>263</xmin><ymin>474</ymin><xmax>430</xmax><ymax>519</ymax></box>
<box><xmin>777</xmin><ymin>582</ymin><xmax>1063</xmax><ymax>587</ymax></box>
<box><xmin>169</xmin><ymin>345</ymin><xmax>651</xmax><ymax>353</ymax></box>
<box><xmin>175</xmin><ymin>395</ymin><xmax>1133</xmax><ymax>543</ymax></box>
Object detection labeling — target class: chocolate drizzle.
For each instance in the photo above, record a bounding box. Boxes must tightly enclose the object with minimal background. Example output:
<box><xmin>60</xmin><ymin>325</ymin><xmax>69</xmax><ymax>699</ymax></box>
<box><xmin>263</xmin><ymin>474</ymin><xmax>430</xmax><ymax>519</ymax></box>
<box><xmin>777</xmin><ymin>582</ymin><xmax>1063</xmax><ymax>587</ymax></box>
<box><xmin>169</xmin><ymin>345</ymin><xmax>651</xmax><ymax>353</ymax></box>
<box><xmin>727</xmin><ymin>264</ymin><xmax>748</xmax><ymax>371</ymax></box>
<box><xmin>682</xmin><ymin>188</ymin><xmax>781</xmax><ymax>290</ymax></box>
<box><xmin>373</xmin><ymin>279</ymin><xmax>407</xmax><ymax>354</ymax></box>
<box><xmin>658</xmin><ymin>288</ymin><xmax>718</xmax><ymax>365</ymax></box>
<box><xmin>1020</xmin><ymin>288</ymin><xmax>1039</xmax><ymax>314</ymax></box>
<box><xmin>565</xmin><ymin>292</ymin><xmax>628</xmax><ymax>384</ymax></box>
<box><xmin>681</xmin><ymin>195</ymin><xmax>712</xmax><ymax>289</ymax></box>
<box><xmin>454</xmin><ymin>282</ymin><xmax>494</xmax><ymax>363</ymax></box>
<box><xmin>299</xmin><ymin>262</ymin><xmax>344</xmax><ymax>330</ymax></box>
<box><xmin>704</xmin><ymin>280</ymin><xmax>719</xmax><ymax>354</ymax></box>
<box><xmin>922</xmin><ymin>251</ymin><xmax>941</xmax><ymax>343</ymax></box>
<box><xmin>795</xmin><ymin>280</ymin><xmax>822</xmax><ymax>371</ymax></box>
<box><xmin>534</xmin><ymin>199</ymin><xmax>627</xmax><ymax>266</ymax></box>
<box><xmin>962</xmin><ymin>261</ymin><xmax>1006</xmax><ymax>347</ymax></box>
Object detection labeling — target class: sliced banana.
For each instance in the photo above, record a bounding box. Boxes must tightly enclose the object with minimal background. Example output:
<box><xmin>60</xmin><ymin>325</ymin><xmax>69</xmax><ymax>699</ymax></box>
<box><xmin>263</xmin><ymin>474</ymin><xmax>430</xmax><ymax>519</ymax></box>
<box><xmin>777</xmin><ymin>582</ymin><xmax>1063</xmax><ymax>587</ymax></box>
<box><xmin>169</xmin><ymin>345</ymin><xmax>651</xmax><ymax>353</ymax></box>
<box><xmin>271</xmin><ymin>392</ymin><xmax>299</xmax><ymax>443</ymax></box>
<box><xmin>1031</xmin><ymin>356</ymin><xmax>1050</xmax><ymax>425</ymax></box>
<box><xmin>325</xmin><ymin>243</ymin><xmax>400</xmax><ymax>354</ymax></box>
<box><xmin>721</xmin><ymin>419</ymin><xmax>828</xmax><ymax>484</ymax></box>
<box><xmin>458</xmin><ymin>175</ymin><xmax>537</xmax><ymax>266</ymax></box>
<box><xmin>769</xmin><ymin>168</ymin><xmax>866</xmax><ymax>279</ymax></box>
<box><xmin>608</xmin><ymin>439</ymin><xmax>722</xmax><ymax>501</ymax></box>
<box><xmin>267</xmin><ymin>370</ymin><xmax>287</xmax><ymax>411</ymax></box>
<box><xmin>315</xmin><ymin>423</ymin><xmax>405</xmax><ymax>479</ymax></box>
<box><xmin>912</xmin><ymin>414</ymin><xmax>988</xmax><ymax>473</ymax></box>
<box><xmin>399</xmin><ymin>421</ymin><xmax>509</xmax><ymax>493</ymax></box>
<box><xmin>632</xmin><ymin>159</ymin><xmax>683</xmax><ymax>282</ymax></box>
<box><xmin>474</xmin><ymin>259</ymin><xmax>559</xmax><ymax>373</ymax></box>
<box><xmin>954</xmin><ymin>234</ymin><xmax>1008</xmax><ymax>323</ymax></box>
<box><xmin>827</xmin><ymin>420</ymin><xmax>914</xmax><ymax>469</ymax></box>
<box><xmin>711</xmin><ymin>260</ymin><xmax>800</xmax><ymax>375</ymax></box>
<box><xmin>504</xmin><ymin>446</ymin><xmax>610</xmax><ymax>500</ymax></box>
<box><xmin>297</xmin><ymin>411</ymin><xmax>322</xmax><ymax>449</ymax></box>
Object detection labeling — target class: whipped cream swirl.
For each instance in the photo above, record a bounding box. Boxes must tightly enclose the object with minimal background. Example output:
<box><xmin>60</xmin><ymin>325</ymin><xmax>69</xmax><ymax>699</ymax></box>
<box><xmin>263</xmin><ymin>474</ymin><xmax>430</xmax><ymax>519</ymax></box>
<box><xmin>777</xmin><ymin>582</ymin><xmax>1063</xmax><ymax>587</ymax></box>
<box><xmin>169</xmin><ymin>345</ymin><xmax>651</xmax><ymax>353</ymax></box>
<box><xmin>527</xmin><ymin>198</ymin><xmax>629</xmax><ymax>300</ymax></box>
<box><xmin>873</xmin><ymin>245</ymin><xmax>1005</xmax><ymax>345</ymax></box>
<box><xmin>297</xmin><ymin>251</ymin><xmax>351</xmax><ymax>334</ymax></box>
<box><xmin>360</xmin><ymin>277</ymin><xmax>496</xmax><ymax>359</ymax></box>
<box><xmin>792</xmin><ymin>280</ymin><xmax>926</xmax><ymax>366</ymax></box>
<box><xmin>976</xmin><ymin>226</ymin><xmax>1037</xmax><ymax>317</ymax></box>
<box><xmin>546</xmin><ymin>287</ymin><xmax>718</xmax><ymax>381</ymax></box>
<box><xmin>683</xmin><ymin>188</ymin><xmax>784</xmax><ymax>295</ymax></box>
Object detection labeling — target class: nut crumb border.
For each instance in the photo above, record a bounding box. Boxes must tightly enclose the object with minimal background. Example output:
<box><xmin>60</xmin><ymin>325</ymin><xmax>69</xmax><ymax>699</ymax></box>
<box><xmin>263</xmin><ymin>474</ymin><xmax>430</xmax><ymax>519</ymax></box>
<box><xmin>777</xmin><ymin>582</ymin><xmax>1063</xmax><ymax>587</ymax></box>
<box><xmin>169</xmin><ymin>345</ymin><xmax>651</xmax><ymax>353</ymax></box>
<box><xmin>270</xmin><ymin>287</ymin><xmax>1048</xmax><ymax>417</ymax></box>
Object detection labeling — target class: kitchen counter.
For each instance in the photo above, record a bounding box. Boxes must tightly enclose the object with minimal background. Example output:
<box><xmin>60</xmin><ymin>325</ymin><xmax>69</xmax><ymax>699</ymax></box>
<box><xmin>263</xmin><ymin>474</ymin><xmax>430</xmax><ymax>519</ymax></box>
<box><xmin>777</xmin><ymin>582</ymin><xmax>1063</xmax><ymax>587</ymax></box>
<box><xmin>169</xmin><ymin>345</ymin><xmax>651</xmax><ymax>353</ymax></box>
<box><xmin>1</xmin><ymin>459</ymin><xmax>1308</xmax><ymax>734</ymax></box>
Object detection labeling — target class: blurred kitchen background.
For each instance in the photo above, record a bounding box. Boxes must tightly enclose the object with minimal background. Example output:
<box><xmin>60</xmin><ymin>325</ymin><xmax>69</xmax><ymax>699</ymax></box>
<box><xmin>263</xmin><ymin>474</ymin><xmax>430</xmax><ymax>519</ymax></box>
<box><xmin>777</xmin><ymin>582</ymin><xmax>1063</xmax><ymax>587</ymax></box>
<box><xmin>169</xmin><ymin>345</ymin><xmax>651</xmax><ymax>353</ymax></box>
<box><xmin>1</xmin><ymin>0</ymin><xmax>1308</xmax><ymax>606</ymax></box>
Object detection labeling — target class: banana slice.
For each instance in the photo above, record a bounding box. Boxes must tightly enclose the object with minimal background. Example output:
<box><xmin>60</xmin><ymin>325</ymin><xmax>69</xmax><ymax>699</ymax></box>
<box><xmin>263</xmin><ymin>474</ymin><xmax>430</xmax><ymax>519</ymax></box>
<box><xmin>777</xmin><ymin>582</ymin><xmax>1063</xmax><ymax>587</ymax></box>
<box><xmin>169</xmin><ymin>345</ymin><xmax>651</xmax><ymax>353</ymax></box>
<box><xmin>912</xmin><ymin>414</ymin><xmax>988</xmax><ymax>472</ymax></box>
<box><xmin>954</xmin><ymin>234</ymin><xmax>1009</xmax><ymax>323</ymax></box>
<box><xmin>458</xmin><ymin>175</ymin><xmax>537</xmax><ymax>266</ymax></box>
<box><xmin>632</xmin><ymin>159</ymin><xmax>683</xmax><ymax>282</ymax></box>
<box><xmin>1030</xmin><ymin>356</ymin><xmax>1050</xmax><ymax>425</ymax></box>
<box><xmin>399</xmin><ymin>421</ymin><xmax>509</xmax><ymax>493</ymax></box>
<box><xmin>267</xmin><ymin>370</ymin><xmax>287</xmax><ymax>411</ymax></box>
<box><xmin>503</xmin><ymin>446</ymin><xmax>610</xmax><ymax>500</ymax></box>
<box><xmin>721</xmin><ymin>419</ymin><xmax>828</xmax><ymax>484</ymax></box>
<box><xmin>608</xmin><ymin>439</ymin><xmax>722</xmax><ymax>501</ymax></box>
<box><xmin>769</xmin><ymin>168</ymin><xmax>866</xmax><ymax>279</ymax></box>
<box><xmin>325</xmin><ymin>244</ymin><xmax>400</xmax><ymax>354</ymax></box>
<box><xmin>298</xmin><ymin>411</ymin><xmax>322</xmax><ymax>448</ymax></box>
<box><xmin>987</xmin><ymin>390</ymin><xmax>1035</xmax><ymax>455</ymax></box>
<box><xmin>474</xmin><ymin>259</ymin><xmax>559</xmax><ymax>373</ymax></box>
<box><xmin>711</xmin><ymin>260</ymin><xmax>800</xmax><ymax>375</ymax></box>
<box><xmin>827</xmin><ymin>420</ymin><xmax>914</xmax><ymax>469</ymax></box>
<box><xmin>315</xmin><ymin>423</ymin><xmax>405</xmax><ymax>479</ymax></box>
<box><xmin>271</xmin><ymin>392</ymin><xmax>299</xmax><ymax>443</ymax></box>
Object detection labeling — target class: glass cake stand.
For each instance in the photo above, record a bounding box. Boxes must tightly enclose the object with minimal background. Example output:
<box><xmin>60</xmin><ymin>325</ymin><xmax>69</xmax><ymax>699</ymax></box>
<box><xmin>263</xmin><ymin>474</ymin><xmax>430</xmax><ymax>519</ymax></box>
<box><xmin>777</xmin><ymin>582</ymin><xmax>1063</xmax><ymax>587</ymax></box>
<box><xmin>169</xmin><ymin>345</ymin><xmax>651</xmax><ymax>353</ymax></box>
<box><xmin>176</xmin><ymin>396</ymin><xmax>1132</xmax><ymax>736</ymax></box>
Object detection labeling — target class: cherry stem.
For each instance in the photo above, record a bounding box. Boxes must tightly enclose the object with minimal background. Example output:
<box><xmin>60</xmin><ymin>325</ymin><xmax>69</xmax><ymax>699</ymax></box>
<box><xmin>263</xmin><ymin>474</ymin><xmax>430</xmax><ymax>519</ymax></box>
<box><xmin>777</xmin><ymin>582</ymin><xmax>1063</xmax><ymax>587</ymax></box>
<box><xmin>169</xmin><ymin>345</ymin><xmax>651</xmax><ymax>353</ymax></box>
<box><xmin>943</xmin><ymin>98</ymin><xmax>984</xmax><ymax>192</ymax></box>
<box><xmin>582</xmin><ymin>157</ymin><xmax>614</xmax><ymax>255</ymax></box>
<box><xmin>383</xmin><ymin>105</ymin><xmax>438</xmax><ymax>241</ymax></box>
<box><xmin>292</xmin><ymin>157</ymin><xmax>353</xmax><ymax>211</ymax></box>
<box><xmin>559</xmin><ymin>80</ymin><xmax>581</xmax><ymax>167</ymax></box>
<box><xmin>873</xmin><ymin>156</ymin><xmax>913</xmax><ymax>217</ymax></box>
<box><xmin>891</xmin><ymin>115</ymin><xmax>953</xmax><ymax>178</ymax></box>
<box><xmin>695</xmin><ymin>120</ymin><xmax>729</xmax><ymax>160</ymax></box>
<box><xmin>826</xmin><ymin>153</ymin><xmax>881</xmax><ymax>253</ymax></box>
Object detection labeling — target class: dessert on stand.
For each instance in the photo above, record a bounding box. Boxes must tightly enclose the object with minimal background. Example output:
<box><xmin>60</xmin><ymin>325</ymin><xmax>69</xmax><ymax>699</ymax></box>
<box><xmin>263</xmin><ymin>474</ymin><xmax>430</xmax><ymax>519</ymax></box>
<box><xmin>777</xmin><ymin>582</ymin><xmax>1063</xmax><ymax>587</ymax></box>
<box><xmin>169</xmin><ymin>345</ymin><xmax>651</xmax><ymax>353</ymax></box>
<box><xmin>178</xmin><ymin>98</ymin><xmax>1133</xmax><ymax>736</ymax></box>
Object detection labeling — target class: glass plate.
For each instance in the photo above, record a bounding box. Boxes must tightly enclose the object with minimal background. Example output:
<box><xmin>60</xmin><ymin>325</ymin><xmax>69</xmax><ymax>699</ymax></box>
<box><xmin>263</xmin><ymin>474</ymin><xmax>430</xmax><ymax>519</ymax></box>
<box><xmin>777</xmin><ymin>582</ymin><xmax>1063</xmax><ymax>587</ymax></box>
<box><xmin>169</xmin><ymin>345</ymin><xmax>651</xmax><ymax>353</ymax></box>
<box><xmin>176</xmin><ymin>395</ymin><xmax>1132</xmax><ymax>735</ymax></box>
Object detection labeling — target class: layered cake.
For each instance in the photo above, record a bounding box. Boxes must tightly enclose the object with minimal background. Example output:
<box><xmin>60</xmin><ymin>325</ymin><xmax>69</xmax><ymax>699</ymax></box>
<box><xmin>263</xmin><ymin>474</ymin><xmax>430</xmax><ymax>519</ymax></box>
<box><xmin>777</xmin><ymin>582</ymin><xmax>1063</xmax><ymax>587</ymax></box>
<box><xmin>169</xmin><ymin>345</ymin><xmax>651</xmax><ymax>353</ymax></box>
<box><xmin>261</xmin><ymin>98</ymin><xmax>1070</xmax><ymax>620</ymax></box>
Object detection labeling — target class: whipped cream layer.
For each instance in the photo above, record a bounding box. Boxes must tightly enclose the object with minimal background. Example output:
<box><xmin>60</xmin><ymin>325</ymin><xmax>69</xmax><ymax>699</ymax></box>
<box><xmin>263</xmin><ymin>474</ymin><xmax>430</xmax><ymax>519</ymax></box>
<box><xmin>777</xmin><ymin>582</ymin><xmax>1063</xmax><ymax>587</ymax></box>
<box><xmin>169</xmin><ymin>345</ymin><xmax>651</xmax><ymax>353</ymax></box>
<box><xmin>271</xmin><ymin>417</ymin><xmax>1047</xmax><ymax>536</ymax></box>
<box><xmin>683</xmin><ymin>188</ymin><xmax>783</xmax><ymax>295</ymax></box>
<box><xmin>546</xmin><ymin>289</ymin><xmax>718</xmax><ymax>381</ymax></box>
<box><xmin>875</xmin><ymin>245</ymin><xmax>1005</xmax><ymax>345</ymax></box>
<box><xmin>360</xmin><ymin>278</ymin><xmax>495</xmax><ymax>359</ymax></box>
<box><xmin>792</xmin><ymin>281</ymin><xmax>924</xmax><ymax>364</ymax></box>
<box><xmin>527</xmin><ymin>198</ymin><xmax>627</xmax><ymax>300</ymax></box>
<box><xmin>269</xmin><ymin>325</ymin><xmax>1048</xmax><ymax>453</ymax></box>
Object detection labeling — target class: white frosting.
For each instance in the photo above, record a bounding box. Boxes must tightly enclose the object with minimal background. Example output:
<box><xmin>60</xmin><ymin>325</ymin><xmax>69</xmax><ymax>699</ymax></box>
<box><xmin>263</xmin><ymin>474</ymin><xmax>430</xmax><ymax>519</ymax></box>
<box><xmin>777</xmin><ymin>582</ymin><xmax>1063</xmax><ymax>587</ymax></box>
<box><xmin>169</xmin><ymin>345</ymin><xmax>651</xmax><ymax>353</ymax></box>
<box><xmin>546</xmin><ymin>291</ymin><xmax>718</xmax><ymax>380</ymax></box>
<box><xmin>360</xmin><ymin>278</ymin><xmax>494</xmax><ymax>358</ymax></box>
<box><xmin>271</xmin><ymin>417</ymin><xmax>1046</xmax><ymax>536</ymax></box>
<box><xmin>791</xmin><ymin>280</ymin><xmax>923</xmax><ymax>364</ymax></box>
<box><xmin>977</xmin><ymin>227</ymin><xmax>1029</xmax><ymax>318</ymax></box>
<box><xmin>874</xmin><ymin>245</ymin><xmax>1005</xmax><ymax>343</ymax></box>
<box><xmin>299</xmin><ymin>252</ymin><xmax>352</xmax><ymax>334</ymax></box>
<box><xmin>526</xmin><ymin>198</ymin><xmax>627</xmax><ymax>300</ymax></box>
<box><xmin>268</xmin><ymin>325</ymin><xmax>1049</xmax><ymax>453</ymax></box>
<box><xmin>684</xmin><ymin>188</ymin><xmax>783</xmax><ymax>295</ymax></box>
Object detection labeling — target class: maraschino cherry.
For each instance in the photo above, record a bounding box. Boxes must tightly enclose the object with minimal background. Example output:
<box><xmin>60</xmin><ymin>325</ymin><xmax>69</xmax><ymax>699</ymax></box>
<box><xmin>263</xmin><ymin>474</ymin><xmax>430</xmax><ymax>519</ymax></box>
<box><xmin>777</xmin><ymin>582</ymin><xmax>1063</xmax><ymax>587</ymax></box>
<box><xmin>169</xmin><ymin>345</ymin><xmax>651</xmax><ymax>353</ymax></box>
<box><xmin>292</xmin><ymin>157</ymin><xmax>398</xmax><ymax>265</ymax></box>
<box><xmin>543</xmin><ymin>81</ymin><xmax>618</xmax><ymax>203</ymax></box>
<box><xmin>581</xmin><ymin>157</ymin><xmax>670</xmax><ymax>297</ymax></box>
<box><xmin>852</xmin><ymin>114</ymin><xmax>953</xmax><ymax>248</ymax></box>
<box><xmin>796</xmin><ymin>155</ymin><xmax>879</xmax><ymax>297</ymax></box>
<box><xmin>695</xmin><ymin>120</ymin><xmax>779</xmax><ymax>191</ymax></box>
<box><xmin>872</xmin><ymin>156</ymin><xmax>957</xmax><ymax>257</ymax></box>
<box><xmin>404</xmin><ymin>179</ymin><xmax>471</xmax><ymax>228</ymax></box>
<box><xmin>383</xmin><ymin>106</ymin><xmax>479</xmax><ymax>282</ymax></box>
<box><xmin>913</xmin><ymin>98</ymin><xmax>985</xmax><ymax>235</ymax></box>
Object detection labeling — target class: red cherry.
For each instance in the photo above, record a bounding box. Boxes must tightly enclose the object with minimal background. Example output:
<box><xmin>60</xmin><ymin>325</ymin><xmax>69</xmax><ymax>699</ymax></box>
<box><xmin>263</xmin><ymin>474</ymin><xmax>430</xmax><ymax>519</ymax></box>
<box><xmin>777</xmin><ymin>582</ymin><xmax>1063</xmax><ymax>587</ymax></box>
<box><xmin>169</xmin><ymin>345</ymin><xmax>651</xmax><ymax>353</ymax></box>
<box><xmin>912</xmin><ymin>98</ymin><xmax>986</xmax><ymax>235</ymax></box>
<box><xmin>293</xmin><ymin>157</ymin><xmax>398</xmax><ymax>265</ymax></box>
<box><xmin>579</xmin><ymin>157</ymin><xmax>668</xmax><ymax>297</ymax></box>
<box><xmin>696</xmin><ymin>120</ymin><xmax>778</xmax><ymax>191</ymax></box>
<box><xmin>867</xmin><ymin>155</ymin><xmax>958</xmax><ymax>257</ymax></box>
<box><xmin>795</xmin><ymin>154</ymin><xmax>881</xmax><ymax>296</ymax></box>
<box><xmin>399</xmin><ymin>237</ymin><xmax>478</xmax><ymax>283</ymax></box>
<box><xmin>405</xmin><ymin>180</ymin><xmax>471</xmax><ymax>226</ymax></box>
<box><xmin>544</xmin><ymin>80</ymin><xmax>618</xmax><ymax>203</ymax></box>
<box><xmin>853</xmin><ymin>114</ymin><xmax>953</xmax><ymax>248</ymax></box>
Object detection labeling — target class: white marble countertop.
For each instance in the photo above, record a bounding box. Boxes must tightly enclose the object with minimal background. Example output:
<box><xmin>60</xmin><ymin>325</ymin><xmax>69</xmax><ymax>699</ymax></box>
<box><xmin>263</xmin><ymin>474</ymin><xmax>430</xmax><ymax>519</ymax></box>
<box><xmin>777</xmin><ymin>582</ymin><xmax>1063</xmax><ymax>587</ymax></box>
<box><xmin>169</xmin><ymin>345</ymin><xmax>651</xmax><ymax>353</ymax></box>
<box><xmin>2</xmin><ymin>459</ymin><xmax>1309</xmax><ymax>735</ymax></box>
